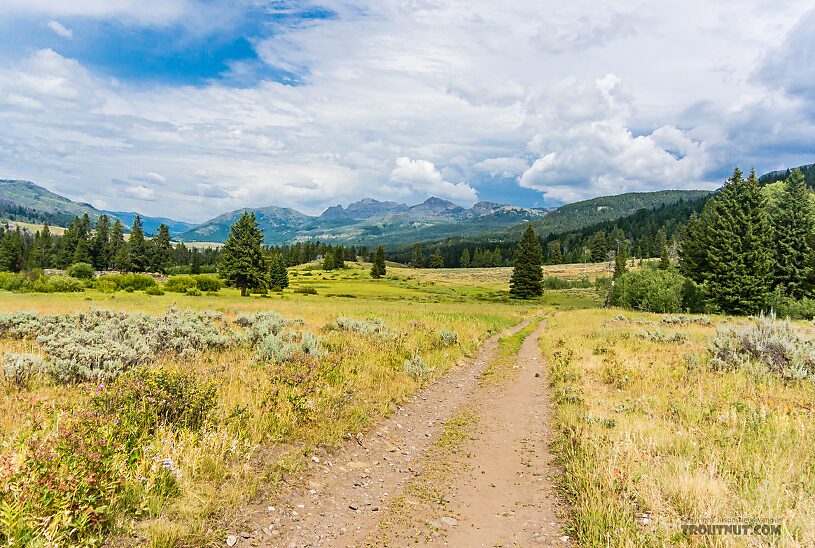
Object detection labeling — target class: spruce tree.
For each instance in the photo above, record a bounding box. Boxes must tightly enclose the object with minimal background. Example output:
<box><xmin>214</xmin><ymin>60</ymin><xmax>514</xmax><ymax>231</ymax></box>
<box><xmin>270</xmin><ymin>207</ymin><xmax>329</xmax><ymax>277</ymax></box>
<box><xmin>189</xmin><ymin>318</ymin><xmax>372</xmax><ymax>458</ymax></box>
<box><xmin>190</xmin><ymin>248</ymin><xmax>202</xmax><ymax>274</ymax></box>
<box><xmin>510</xmin><ymin>225</ymin><xmax>543</xmax><ymax>298</ymax></box>
<box><xmin>219</xmin><ymin>211</ymin><xmax>267</xmax><ymax>296</ymax></box>
<box><xmin>334</xmin><ymin>246</ymin><xmax>345</xmax><ymax>269</ymax></box>
<box><xmin>589</xmin><ymin>231</ymin><xmax>608</xmax><ymax>262</ymax></box>
<box><xmin>460</xmin><ymin>248</ymin><xmax>470</xmax><ymax>268</ymax></box>
<box><xmin>150</xmin><ymin>224</ymin><xmax>173</xmax><ymax>273</ymax></box>
<box><xmin>371</xmin><ymin>245</ymin><xmax>386</xmax><ymax>278</ymax></box>
<box><xmin>108</xmin><ymin>219</ymin><xmax>126</xmax><ymax>270</ymax></box>
<box><xmin>772</xmin><ymin>169</ymin><xmax>814</xmax><ymax>299</ymax></box>
<box><xmin>703</xmin><ymin>167</ymin><xmax>774</xmax><ymax>314</ymax></box>
<box><xmin>679</xmin><ymin>212</ymin><xmax>708</xmax><ymax>282</ymax></box>
<box><xmin>92</xmin><ymin>215</ymin><xmax>111</xmax><ymax>270</ymax></box>
<box><xmin>429</xmin><ymin>249</ymin><xmax>444</xmax><ymax>268</ymax></box>
<box><xmin>547</xmin><ymin>240</ymin><xmax>563</xmax><ymax>264</ymax></box>
<box><xmin>411</xmin><ymin>243</ymin><xmax>424</xmax><ymax>268</ymax></box>
<box><xmin>128</xmin><ymin>215</ymin><xmax>148</xmax><ymax>272</ymax></box>
<box><xmin>268</xmin><ymin>254</ymin><xmax>289</xmax><ymax>290</ymax></box>
<box><xmin>114</xmin><ymin>244</ymin><xmax>132</xmax><ymax>272</ymax></box>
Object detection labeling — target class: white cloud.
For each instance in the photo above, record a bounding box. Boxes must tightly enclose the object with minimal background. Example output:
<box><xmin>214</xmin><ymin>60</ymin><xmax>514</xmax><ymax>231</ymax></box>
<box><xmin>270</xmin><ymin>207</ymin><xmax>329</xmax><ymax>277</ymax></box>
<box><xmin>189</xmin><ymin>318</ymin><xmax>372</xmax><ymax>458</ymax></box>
<box><xmin>474</xmin><ymin>157</ymin><xmax>529</xmax><ymax>178</ymax></box>
<box><xmin>46</xmin><ymin>20</ymin><xmax>73</xmax><ymax>39</ymax></box>
<box><xmin>0</xmin><ymin>0</ymin><xmax>813</xmax><ymax>221</ymax></box>
<box><xmin>389</xmin><ymin>157</ymin><xmax>478</xmax><ymax>205</ymax></box>
<box><xmin>125</xmin><ymin>185</ymin><xmax>155</xmax><ymax>199</ymax></box>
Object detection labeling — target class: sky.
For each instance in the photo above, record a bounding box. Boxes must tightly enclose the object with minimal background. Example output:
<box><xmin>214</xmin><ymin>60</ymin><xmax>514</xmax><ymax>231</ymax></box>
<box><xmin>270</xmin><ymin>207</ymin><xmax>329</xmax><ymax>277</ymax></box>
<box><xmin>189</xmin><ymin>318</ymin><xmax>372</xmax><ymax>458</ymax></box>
<box><xmin>0</xmin><ymin>0</ymin><xmax>813</xmax><ymax>222</ymax></box>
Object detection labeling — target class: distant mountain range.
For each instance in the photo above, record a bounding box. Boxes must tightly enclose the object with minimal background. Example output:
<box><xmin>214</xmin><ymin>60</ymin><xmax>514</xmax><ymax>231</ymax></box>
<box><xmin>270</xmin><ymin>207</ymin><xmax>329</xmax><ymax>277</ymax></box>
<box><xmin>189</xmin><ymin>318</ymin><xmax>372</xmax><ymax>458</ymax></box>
<box><xmin>179</xmin><ymin>196</ymin><xmax>551</xmax><ymax>244</ymax></box>
<box><xmin>2</xmin><ymin>162</ymin><xmax>811</xmax><ymax>246</ymax></box>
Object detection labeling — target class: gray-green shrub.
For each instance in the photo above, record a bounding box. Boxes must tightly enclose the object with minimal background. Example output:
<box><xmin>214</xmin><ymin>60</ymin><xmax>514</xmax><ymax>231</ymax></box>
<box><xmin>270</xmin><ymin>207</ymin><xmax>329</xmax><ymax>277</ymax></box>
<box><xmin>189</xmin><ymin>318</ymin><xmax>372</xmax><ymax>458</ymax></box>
<box><xmin>709</xmin><ymin>314</ymin><xmax>815</xmax><ymax>380</ymax></box>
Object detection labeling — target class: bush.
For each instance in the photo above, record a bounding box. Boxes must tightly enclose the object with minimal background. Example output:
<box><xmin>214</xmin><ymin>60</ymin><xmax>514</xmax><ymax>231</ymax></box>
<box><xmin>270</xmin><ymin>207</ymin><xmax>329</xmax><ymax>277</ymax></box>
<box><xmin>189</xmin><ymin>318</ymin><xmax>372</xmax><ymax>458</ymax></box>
<box><xmin>257</xmin><ymin>331</ymin><xmax>322</xmax><ymax>364</ymax></box>
<box><xmin>438</xmin><ymin>330</ymin><xmax>459</xmax><ymax>346</ymax></box>
<box><xmin>768</xmin><ymin>288</ymin><xmax>815</xmax><ymax>320</ymax></box>
<box><xmin>543</xmin><ymin>276</ymin><xmax>592</xmax><ymax>290</ymax></box>
<box><xmin>96</xmin><ymin>273</ymin><xmax>157</xmax><ymax>292</ymax></box>
<box><xmin>31</xmin><ymin>275</ymin><xmax>85</xmax><ymax>293</ymax></box>
<box><xmin>93</xmin><ymin>369</ymin><xmax>218</xmax><ymax>432</ymax></box>
<box><xmin>607</xmin><ymin>268</ymin><xmax>689</xmax><ymax>313</ymax></box>
<box><xmin>709</xmin><ymin>313</ymin><xmax>815</xmax><ymax>380</ymax></box>
<box><xmin>0</xmin><ymin>308</ymin><xmax>234</xmax><ymax>384</ymax></box>
<box><xmin>66</xmin><ymin>262</ymin><xmax>96</xmax><ymax>280</ymax></box>
<box><xmin>164</xmin><ymin>275</ymin><xmax>222</xmax><ymax>293</ymax></box>
<box><xmin>334</xmin><ymin>316</ymin><xmax>393</xmax><ymax>338</ymax></box>
<box><xmin>404</xmin><ymin>354</ymin><xmax>432</xmax><ymax>383</ymax></box>
<box><xmin>145</xmin><ymin>286</ymin><xmax>165</xmax><ymax>296</ymax></box>
<box><xmin>1</xmin><ymin>353</ymin><xmax>44</xmax><ymax>389</ymax></box>
<box><xmin>164</xmin><ymin>275</ymin><xmax>198</xmax><ymax>293</ymax></box>
<box><xmin>294</xmin><ymin>286</ymin><xmax>318</xmax><ymax>295</ymax></box>
<box><xmin>185</xmin><ymin>287</ymin><xmax>202</xmax><ymax>296</ymax></box>
<box><xmin>193</xmin><ymin>275</ymin><xmax>222</xmax><ymax>292</ymax></box>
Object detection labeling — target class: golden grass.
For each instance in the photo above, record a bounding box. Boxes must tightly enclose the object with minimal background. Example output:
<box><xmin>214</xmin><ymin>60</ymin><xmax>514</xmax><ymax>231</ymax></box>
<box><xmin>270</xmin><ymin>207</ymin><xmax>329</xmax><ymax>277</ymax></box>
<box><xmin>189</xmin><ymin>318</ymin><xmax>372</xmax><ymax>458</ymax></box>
<box><xmin>542</xmin><ymin>308</ymin><xmax>815</xmax><ymax>547</ymax></box>
<box><xmin>0</xmin><ymin>266</ymin><xmax>534</xmax><ymax>545</ymax></box>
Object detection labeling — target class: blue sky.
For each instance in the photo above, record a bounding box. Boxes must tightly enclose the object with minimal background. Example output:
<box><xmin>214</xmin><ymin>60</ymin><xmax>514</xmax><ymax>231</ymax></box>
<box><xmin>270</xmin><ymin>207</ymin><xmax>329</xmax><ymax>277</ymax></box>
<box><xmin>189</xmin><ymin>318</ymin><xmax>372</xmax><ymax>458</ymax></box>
<box><xmin>0</xmin><ymin>0</ymin><xmax>813</xmax><ymax>221</ymax></box>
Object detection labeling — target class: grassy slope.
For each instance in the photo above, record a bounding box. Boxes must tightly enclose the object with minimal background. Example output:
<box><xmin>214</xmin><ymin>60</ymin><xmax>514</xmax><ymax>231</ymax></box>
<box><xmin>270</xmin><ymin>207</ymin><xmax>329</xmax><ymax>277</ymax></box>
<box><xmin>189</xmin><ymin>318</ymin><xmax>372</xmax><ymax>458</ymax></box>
<box><xmin>542</xmin><ymin>309</ymin><xmax>815</xmax><ymax>546</ymax></box>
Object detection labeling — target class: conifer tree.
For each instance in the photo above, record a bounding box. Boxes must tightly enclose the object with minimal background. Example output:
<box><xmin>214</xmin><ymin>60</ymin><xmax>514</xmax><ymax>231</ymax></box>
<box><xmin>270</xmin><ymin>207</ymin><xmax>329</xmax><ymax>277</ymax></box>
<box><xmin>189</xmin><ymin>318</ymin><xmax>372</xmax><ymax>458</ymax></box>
<box><xmin>72</xmin><ymin>237</ymin><xmax>91</xmax><ymax>265</ymax></box>
<box><xmin>429</xmin><ymin>249</ymin><xmax>444</xmax><ymax>268</ymax></box>
<box><xmin>114</xmin><ymin>243</ymin><xmax>132</xmax><ymax>272</ymax></box>
<box><xmin>547</xmin><ymin>240</ymin><xmax>563</xmax><ymax>264</ymax></box>
<box><xmin>218</xmin><ymin>211</ymin><xmax>267</xmax><ymax>296</ymax></box>
<box><xmin>679</xmin><ymin>212</ymin><xmax>708</xmax><ymax>282</ymax></box>
<box><xmin>0</xmin><ymin>227</ymin><xmax>24</xmax><ymax>272</ymax></box>
<box><xmin>150</xmin><ymin>224</ymin><xmax>173</xmax><ymax>273</ymax></box>
<box><xmin>190</xmin><ymin>248</ymin><xmax>202</xmax><ymax>274</ymax></box>
<box><xmin>30</xmin><ymin>224</ymin><xmax>54</xmax><ymax>269</ymax></box>
<box><xmin>128</xmin><ymin>215</ymin><xmax>148</xmax><ymax>272</ymax></box>
<box><xmin>411</xmin><ymin>243</ymin><xmax>424</xmax><ymax>268</ymax></box>
<box><xmin>772</xmin><ymin>169</ymin><xmax>814</xmax><ymax>299</ymax></box>
<box><xmin>268</xmin><ymin>254</ymin><xmax>289</xmax><ymax>290</ymax></box>
<box><xmin>589</xmin><ymin>231</ymin><xmax>608</xmax><ymax>262</ymax></box>
<box><xmin>371</xmin><ymin>245</ymin><xmax>386</xmax><ymax>278</ymax></box>
<box><xmin>322</xmin><ymin>248</ymin><xmax>336</xmax><ymax>270</ymax></box>
<box><xmin>108</xmin><ymin>219</ymin><xmax>125</xmax><ymax>269</ymax></box>
<box><xmin>334</xmin><ymin>246</ymin><xmax>345</xmax><ymax>269</ymax></box>
<box><xmin>92</xmin><ymin>215</ymin><xmax>111</xmax><ymax>270</ymax></box>
<box><xmin>459</xmin><ymin>248</ymin><xmax>470</xmax><ymax>268</ymax></box>
<box><xmin>701</xmin><ymin>167</ymin><xmax>774</xmax><ymax>314</ymax></box>
<box><xmin>510</xmin><ymin>225</ymin><xmax>543</xmax><ymax>298</ymax></box>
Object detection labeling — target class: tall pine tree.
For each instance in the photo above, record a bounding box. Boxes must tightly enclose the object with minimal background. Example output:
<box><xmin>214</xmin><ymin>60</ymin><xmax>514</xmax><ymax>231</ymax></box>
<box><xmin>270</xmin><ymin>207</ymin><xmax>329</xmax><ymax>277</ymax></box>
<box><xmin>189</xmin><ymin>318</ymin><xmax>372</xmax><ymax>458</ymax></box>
<box><xmin>510</xmin><ymin>225</ymin><xmax>543</xmax><ymax>298</ymax></box>
<box><xmin>371</xmin><ymin>245</ymin><xmax>386</xmax><ymax>278</ymax></box>
<box><xmin>129</xmin><ymin>215</ymin><xmax>148</xmax><ymax>272</ymax></box>
<box><xmin>151</xmin><ymin>224</ymin><xmax>173</xmax><ymax>273</ymax></box>
<box><xmin>218</xmin><ymin>211</ymin><xmax>267</xmax><ymax>296</ymax></box>
<box><xmin>700</xmin><ymin>167</ymin><xmax>774</xmax><ymax>314</ymax></box>
<box><xmin>772</xmin><ymin>169</ymin><xmax>814</xmax><ymax>299</ymax></box>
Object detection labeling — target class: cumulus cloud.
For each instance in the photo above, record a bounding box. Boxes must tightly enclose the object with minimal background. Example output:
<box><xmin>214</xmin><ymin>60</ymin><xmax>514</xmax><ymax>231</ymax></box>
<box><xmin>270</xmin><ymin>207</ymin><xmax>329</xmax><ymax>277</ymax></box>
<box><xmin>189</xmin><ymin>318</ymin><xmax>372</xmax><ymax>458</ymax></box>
<box><xmin>520</xmin><ymin>75</ymin><xmax>711</xmax><ymax>202</ymax></box>
<box><xmin>46</xmin><ymin>20</ymin><xmax>73</xmax><ymax>39</ymax></box>
<box><xmin>0</xmin><ymin>0</ymin><xmax>813</xmax><ymax>221</ymax></box>
<box><xmin>389</xmin><ymin>157</ymin><xmax>478</xmax><ymax>205</ymax></box>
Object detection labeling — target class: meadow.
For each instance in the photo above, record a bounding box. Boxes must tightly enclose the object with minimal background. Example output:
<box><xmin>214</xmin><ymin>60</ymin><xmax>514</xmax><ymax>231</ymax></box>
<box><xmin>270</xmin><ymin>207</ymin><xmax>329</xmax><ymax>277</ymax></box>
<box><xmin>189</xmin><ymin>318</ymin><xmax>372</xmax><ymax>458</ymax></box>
<box><xmin>0</xmin><ymin>261</ymin><xmax>813</xmax><ymax>546</ymax></box>
<box><xmin>0</xmin><ymin>262</ymin><xmax>553</xmax><ymax>546</ymax></box>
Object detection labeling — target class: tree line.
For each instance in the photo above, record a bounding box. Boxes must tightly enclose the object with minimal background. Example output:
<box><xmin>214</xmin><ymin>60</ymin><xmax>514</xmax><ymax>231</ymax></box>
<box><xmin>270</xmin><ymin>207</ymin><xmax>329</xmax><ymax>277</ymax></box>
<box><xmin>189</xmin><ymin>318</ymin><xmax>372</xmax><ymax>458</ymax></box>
<box><xmin>678</xmin><ymin>167</ymin><xmax>814</xmax><ymax>315</ymax></box>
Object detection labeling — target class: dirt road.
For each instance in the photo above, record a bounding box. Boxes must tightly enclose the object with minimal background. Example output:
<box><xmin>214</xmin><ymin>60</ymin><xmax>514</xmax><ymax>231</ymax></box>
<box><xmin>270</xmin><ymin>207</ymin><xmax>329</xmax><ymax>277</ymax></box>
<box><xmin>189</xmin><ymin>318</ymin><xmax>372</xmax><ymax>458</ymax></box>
<box><xmin>229</xmin><ymin>318</ymin><xmax>567</xmax><ymax>547</ymax></box>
